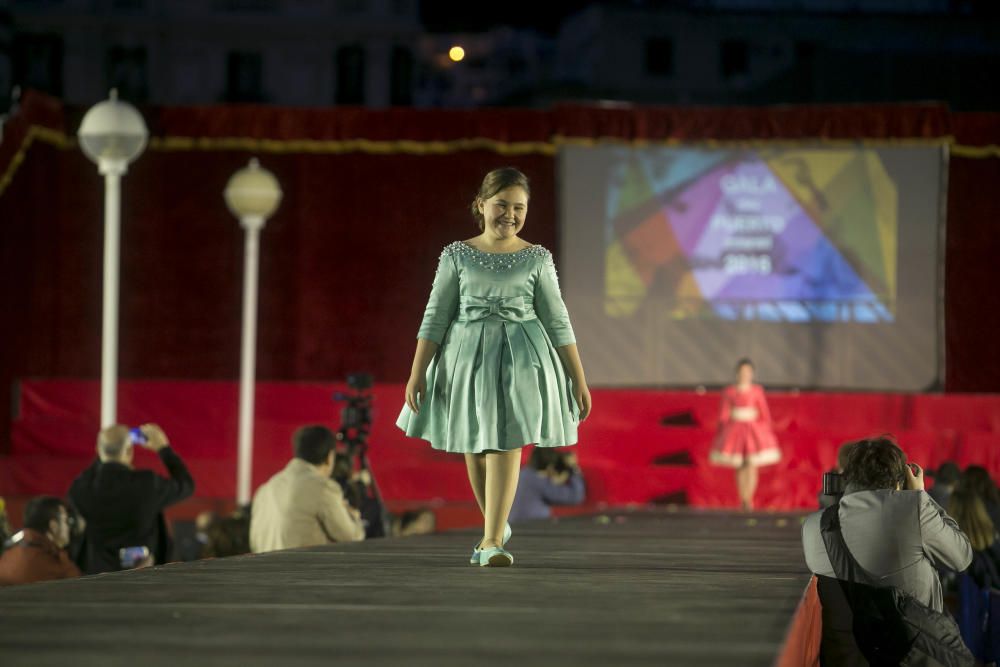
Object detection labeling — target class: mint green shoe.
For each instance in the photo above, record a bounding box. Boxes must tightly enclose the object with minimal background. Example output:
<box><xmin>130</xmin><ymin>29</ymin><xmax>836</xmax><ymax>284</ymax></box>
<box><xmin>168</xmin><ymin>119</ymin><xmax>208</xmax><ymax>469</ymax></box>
<box><xmin>469</xmin><ymin>522</ymin><xmax>512</xmax><ymax>565</ymax></box>
<box><xmin>479</xmin><ymin>546</ymin><xmax>514</xmax><ymax>567</ymax></box>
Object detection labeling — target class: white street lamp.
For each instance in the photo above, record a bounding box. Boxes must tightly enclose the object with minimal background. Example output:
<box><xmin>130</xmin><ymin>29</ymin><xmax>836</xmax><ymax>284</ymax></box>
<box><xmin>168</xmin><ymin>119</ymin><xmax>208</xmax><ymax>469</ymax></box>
<box><xmin>78</xmin><ymin>89</ymin><xmax>148</xmax><ymax>428</ymax></box>
<box><xmin>224</xmin><ymin>158</ymin><xmax>282</xmax><ymax>506</ymax></box>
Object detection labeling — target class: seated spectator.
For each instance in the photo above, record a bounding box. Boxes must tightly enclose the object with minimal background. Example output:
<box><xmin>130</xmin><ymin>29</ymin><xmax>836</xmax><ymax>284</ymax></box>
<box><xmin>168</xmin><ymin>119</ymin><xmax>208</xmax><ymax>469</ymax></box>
<box><xmin>392</xmin><ymin>509</ymin><xmax>436</xmax><ymax>537</ymax></box>
<box><xmin>0</xmin><ymin>496</ymin><xmax>81</xmax><ymax>586</ymax></box>
<box><xmin>929</xmin><ymin>460</ymin><xmax>961</xmax><ymax>509</ymax></box>
<box><xmin>203</xmin><ymin>509</ymin><xmax>251</xmax><ymax>559</ymax></box>
<box><xmin>962</xmin><ymin>465</ymin><xmax>1000</xmax><ymax>530</ymax></box>
<box><xmin>949</xmin><ymin>476</ymin><xmax>1000</xmax><ymax>590</ymax></box>
<box><xmin>508</xmin><ymin>448</ymin><xmax>586</xmax><ymax>524</ymax></box>
<box><xmin>250</xmin><ymin>425</ymin><xmax>365</xmax><ymax>553</ymax></box>
<box><xmin>0</xmin><ymin>497</ymin><xmax>11</xmax><ymax>555</ymax></box>
<box><xmin>801</xmin><ymin>436</ymin><xmax>972</xmax><ymax>664</ymax></box>
<box><xmin>69</xmin><ymin>423</ymin><xmax>194</xmax><ymax>574</ymax></box>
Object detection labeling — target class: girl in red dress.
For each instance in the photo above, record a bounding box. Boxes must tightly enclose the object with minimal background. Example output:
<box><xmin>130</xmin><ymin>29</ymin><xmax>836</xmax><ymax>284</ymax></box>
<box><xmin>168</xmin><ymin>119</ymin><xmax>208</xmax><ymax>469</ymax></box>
<box><xmin>710</xmin><ymin>358</ymin><xmax>781</xmax><ymax>510</ymax></box>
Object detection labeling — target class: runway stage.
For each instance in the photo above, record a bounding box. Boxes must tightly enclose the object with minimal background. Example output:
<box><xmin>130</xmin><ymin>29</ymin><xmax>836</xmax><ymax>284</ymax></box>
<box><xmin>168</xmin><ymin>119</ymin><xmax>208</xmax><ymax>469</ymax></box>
<box><xmin>0</xmin><ymin>509</ymin><xmax>810</xmax><ymax>667</ymax></box>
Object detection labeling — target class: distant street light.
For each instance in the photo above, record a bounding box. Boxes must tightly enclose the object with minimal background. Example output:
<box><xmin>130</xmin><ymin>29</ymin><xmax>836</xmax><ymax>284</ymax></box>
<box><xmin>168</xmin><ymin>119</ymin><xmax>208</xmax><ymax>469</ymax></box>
<box><xmin>449</xmin><ymin>45</ymin><xmax>466</xmax><ymax>62</ymax></box>
<box><xmin>224</xmin><ymin>158</ymin><xmax>282</xmax><ymax>506</ymax></box>
<box><xmin>78</xmin><ymin>89</ymin><xmax>148</xmax><ymax>427</ymax></box>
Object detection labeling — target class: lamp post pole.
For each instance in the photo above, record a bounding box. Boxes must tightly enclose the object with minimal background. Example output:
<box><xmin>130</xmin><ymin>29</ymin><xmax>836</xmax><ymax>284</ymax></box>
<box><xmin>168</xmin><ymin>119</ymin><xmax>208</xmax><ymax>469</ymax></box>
<box><xmin>99</xmin><ymin>159</ymin><xmax>127</xmax><ymax>427</ymax></box>
<box><xmin>225</xmin><ymin>158</ymin><xmax>282</xmax><ymax>506</ymax></box>
<box><xmin>78</xmin><ymin>89</ymin><xmax>148</xmax><ymax>428</ymax></box>
<box><xmin>237</xmin><ymin>214</ymin><xmax>264</xmax><ymax>506</ymax></box>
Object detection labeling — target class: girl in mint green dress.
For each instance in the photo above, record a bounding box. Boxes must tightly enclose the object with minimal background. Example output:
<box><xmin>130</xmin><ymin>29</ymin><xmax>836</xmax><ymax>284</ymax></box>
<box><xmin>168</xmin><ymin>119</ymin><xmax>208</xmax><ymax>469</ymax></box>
<box><xmin>397</xmin><ymin>167</ymin><xmax>591</xmax><ymax>567</ymax></box>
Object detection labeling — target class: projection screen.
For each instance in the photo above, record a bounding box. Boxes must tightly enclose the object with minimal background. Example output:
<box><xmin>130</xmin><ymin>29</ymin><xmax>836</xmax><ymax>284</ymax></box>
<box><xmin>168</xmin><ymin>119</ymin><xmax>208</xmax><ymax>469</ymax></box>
<box><xmin>558</xmin><ymin>144</ymin><xmax>946</xmax><ymax>390</ymax></box>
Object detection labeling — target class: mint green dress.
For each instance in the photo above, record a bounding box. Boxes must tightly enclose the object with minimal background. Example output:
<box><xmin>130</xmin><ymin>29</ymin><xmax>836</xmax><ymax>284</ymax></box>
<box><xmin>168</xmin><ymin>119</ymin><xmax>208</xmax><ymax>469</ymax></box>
<box><xmin>396</xmin><ymin>241</ymin><xmax>579</xmax><ymax>453</ymax></box>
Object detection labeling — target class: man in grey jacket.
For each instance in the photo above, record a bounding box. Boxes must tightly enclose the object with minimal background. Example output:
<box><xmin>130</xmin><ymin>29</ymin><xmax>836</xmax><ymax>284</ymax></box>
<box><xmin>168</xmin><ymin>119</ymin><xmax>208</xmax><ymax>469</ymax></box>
<box><xmin>802</xmin><ymin>436</ymin><xmax>973</xmax><ymax>663</ymax></box>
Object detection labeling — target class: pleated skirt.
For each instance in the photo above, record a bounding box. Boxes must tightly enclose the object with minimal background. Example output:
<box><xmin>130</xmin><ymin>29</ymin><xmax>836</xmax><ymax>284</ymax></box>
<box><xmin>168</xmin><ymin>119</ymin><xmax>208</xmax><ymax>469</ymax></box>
<box><xmin>396</xmin><ymin>317</ymin><xmax>579</xmax><ymax>453</ymax></box>
<box><xmin>709</xmin><ymin>421</ymin><xmax>781</xmax><ymax>468</ymax></box>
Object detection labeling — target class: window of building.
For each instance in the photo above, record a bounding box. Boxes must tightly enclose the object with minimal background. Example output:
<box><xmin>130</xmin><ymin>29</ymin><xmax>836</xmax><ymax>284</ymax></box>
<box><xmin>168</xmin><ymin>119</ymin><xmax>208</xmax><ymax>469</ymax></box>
<box><xmin>225</xmin><ymin>51</ymin><xmax>265</xmax><ymax>102</ymax></box>
<box><xmin>335</xmin><ymin>45</ymin><xmax>365</xmax><ymax>105</ymax></box>
<box><xmin>645</xmin><ymin>38</ymin><xmax>674</xmax><ymax>77</ymax></box>
<box><xmin>107</xmin><ymin>46</ymin><xmax>148</xmax><ymax>102</ymax></box>
<box><xmin>12</xmin><ymin>33</ymin><xmax>63</xmax><ymax>97</ymax></box>
<box><xmin>390</xmin><ymin>46</ymin><xmax>413</xmax><ymax>106</ymax></box>
<box><xmin>720</xmin><ymin>39</ymin><xmax>750</xmax><ymax>79</ymax></box>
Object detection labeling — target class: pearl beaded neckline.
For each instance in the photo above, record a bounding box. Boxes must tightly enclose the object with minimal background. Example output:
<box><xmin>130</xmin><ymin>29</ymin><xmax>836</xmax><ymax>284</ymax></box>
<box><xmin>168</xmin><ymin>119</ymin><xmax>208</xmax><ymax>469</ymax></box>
<box><xmin>444</xmin><ymin>241</ymin><xmax>549</xmax><ymax>272</ymax></box>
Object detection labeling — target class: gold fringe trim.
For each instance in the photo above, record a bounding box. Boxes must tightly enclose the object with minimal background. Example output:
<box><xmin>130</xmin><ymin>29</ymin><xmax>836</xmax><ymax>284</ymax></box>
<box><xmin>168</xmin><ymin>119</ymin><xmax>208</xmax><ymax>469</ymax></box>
<box><xmin>1</xmin><ymin>123</ymin><xmax>997</xmax><ymax>199</ymax></box>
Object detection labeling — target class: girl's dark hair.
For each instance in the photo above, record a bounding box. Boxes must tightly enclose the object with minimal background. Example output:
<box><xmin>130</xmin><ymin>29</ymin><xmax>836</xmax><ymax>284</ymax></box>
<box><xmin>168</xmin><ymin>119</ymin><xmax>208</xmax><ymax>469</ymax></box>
<box><xmin>842</xmin><ymin>436</ymin><xmax>908</xmax><ymax>491</ymax></box>
<box><xmin>470</xmin><ymin>167</ymin><xmax>530</xmax><ymax>230</ymax></box>
<box><xmin>735</xmin><ymin>358</ymin><xmax>754</xmax><ymax>372</ymax></box>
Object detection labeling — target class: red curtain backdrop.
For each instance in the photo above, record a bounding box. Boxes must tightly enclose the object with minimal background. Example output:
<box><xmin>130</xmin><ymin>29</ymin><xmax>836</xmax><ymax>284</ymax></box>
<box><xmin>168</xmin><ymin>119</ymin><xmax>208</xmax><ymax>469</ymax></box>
<box><xmin>1</xmin><ymin>92</ymin><xmax>998</xmax><ymax>457</ymax></box>
<box><xmin>6</xmin><ymin>380</ymin><xmax>1000</xmax><ymax>510</ymax></box>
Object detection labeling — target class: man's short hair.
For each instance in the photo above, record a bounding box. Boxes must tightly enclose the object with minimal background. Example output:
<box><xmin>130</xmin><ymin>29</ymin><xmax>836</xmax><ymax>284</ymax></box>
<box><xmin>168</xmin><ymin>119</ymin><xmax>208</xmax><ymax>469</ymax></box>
<box><xmin>293</xmin><ymin>425</ymin><xmax>336</xmax><ymax>465</ymax></box>
<box><xmin>843</xmin><ymin>436</ymin><xmax>907</xmax><ymax>491</ymax></box>
<box><xmin>97</xmin><ymin>425</ymin><xmax>131</xmax><ymax>460</ymax></box>
<box><xmin>23</xmin><ymin>496</ymin><xmax>67</xmax><ymax>533</ymax></box>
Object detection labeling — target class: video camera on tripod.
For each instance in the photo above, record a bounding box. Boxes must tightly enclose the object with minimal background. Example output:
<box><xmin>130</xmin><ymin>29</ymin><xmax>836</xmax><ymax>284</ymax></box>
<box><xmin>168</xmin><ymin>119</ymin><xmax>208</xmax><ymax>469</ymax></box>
<box><xmin>333</xmin><ymin>373</ymin><xmax>374</xmax><ymax>455</ymax></box>
<box><xmin>332</xmin><ymin>373</ymin><xmax>388</xmax><ymax>538</ymax></box>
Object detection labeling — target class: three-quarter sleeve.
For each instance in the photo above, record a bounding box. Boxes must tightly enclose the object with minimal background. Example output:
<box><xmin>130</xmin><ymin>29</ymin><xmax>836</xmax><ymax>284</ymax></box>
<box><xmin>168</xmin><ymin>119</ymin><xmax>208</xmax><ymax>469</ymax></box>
<box><xmin>416</xmin><ymin>248</ymin><xmax>460</xmax><ymax>344</ymax></box>
<box><xmin>534</xmin><ymin>252</ymin><xmax>576</xmax><ymax>347</ymax></box>
<box><xmin>755</xmin><ymin>386</ymin><xmax>773</xmax><ymax>425</ymax></box>
<box><xmin>717</xmin><ymin>389</ymin><xmax>731</xmax><ymax>427</ymax></box>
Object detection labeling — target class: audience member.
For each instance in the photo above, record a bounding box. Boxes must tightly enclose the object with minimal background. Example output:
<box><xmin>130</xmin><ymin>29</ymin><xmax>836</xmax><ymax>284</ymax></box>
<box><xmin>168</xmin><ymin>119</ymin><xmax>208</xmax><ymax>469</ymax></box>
<box><xmin>949</xmin><ymin>479</ymin><xmax>1000</xmax><ymax>589</ymax></box>
<box><xmin>250</xmin><ymin>425</ymin><xmax>365</xmax><ymax>553</ymax></box>
<box><xmin>929</xmin><ymin>461</ymin><xmax>961</xmax><ymax>509</ymax></box>
<box><xmin>69</xmin><ymin>423</ymin><xmax>194</xmax><ymax>574</ymax></box>
<box><xmin>0</xmin><ymin>496</ymin><xmax>81</xmax><ymax>586</ymax></box>
<box><xmin>203</xmin><ymin>509</ymin><xmax>251</xmax><ymax>558</ymax></box>
<box><xmin>392</xmin><ymin>509</ymin><xmax>436</xmax><ymax>537</ymax></box>
<box><xmin>801</xmin><ymin>436</ymin><xmax>972</xmax><ymax>664</ymax></box>
<box><xmin>0</xmin><ymin>497</ymin><xmax>11</xmax><ymax>555</ymax></box>
<box><xmin>508</xmin><ymin>448</ymin><xmax>586</xmax><ymax>524</ymax></box>
<box><xmin>961</xmin><ymin>465</ymin><xmax>1000</xmax><ymax>530</ymax></box>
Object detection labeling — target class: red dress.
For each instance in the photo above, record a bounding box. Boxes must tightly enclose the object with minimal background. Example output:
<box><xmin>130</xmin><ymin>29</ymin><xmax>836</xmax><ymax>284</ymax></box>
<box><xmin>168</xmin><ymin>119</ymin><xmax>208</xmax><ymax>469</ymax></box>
<box><xmin>710</xmin><ymin>384</ymin><xmax>781</xmax><ymax>467</ymax></box>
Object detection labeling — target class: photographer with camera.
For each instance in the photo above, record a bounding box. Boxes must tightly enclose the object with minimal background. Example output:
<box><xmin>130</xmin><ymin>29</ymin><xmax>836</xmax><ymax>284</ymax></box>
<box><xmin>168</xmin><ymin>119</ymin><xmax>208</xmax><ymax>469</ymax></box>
<box><xmin>803</xmin><ymin>436</ymin><xmax>973</xmax><ymax>665</ymax></box>
<box><xmin>68</xmin><ymin>423</ymin><xmax>194</xmax><ymax>574</ymax></box>
<box><xmin>250</xmin><ymin>425</ymin><xmax>364</xmax><ymax>553</ymax></box>
<box><xmin>508</xmin><ymin>447</ymin><xmax>585</xmax><ymax>524</ymax></box>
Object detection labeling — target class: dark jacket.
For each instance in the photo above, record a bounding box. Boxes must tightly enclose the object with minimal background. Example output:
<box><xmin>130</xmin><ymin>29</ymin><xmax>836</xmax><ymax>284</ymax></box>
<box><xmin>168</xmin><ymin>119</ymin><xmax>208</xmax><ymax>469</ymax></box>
<box><xmin>68</xmin><ymin>447</ymin><xmax>194</xmax><ymax>574</ymax></box>
<box><xmin>0</xmin><ymin>529</ymin><xmax>81</xmax><ymax>586</ymax></box>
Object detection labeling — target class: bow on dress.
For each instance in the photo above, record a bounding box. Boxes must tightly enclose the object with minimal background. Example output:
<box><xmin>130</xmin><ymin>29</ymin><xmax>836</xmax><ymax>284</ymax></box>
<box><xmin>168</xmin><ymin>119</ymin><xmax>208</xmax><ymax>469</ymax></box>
<box><xmin>456</xmin><ymin>295</ymin><xmax>537</xmax><ymax>323</ymax></box>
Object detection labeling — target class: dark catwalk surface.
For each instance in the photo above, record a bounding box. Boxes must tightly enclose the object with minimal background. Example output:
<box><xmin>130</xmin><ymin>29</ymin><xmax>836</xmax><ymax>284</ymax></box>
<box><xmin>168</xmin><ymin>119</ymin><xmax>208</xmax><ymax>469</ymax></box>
<box><xmin>0</xmin><ymin>508</ymin><xmax>810</xmax><ymax>667</ymax></box>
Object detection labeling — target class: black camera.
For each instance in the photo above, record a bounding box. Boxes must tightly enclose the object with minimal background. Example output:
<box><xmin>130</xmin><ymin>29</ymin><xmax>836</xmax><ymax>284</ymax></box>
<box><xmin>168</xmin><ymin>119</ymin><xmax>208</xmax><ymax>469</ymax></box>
<box><xmin>822</xmin><ymin>471</ymin><xmax>845</xmax><ymax>498</ymax></box>
<box><xmin>346</xmin><ymin>373</ymin><xmax>373</xmax><ymax>391</ymax></box>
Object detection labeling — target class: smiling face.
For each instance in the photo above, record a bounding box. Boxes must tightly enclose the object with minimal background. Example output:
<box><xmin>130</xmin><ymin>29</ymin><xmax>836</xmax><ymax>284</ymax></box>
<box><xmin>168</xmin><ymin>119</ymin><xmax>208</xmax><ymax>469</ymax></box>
<box><xmin>737</xmin><ymin>362</ymin><xmax>755</xmax><ymax>386</ymax></box>
<box><xmin>478</xmin><ymin>186</ymin><xmax>528</xmax><ymax>241</ymax></box>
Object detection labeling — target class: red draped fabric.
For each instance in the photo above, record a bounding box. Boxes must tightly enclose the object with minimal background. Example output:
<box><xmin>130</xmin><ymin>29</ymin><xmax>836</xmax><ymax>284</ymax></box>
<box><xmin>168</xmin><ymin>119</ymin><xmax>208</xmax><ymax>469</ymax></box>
<box><xmin>0</xmin><ymin>91</ymin><xmax>998</xmax><ymax>460</ymax></box>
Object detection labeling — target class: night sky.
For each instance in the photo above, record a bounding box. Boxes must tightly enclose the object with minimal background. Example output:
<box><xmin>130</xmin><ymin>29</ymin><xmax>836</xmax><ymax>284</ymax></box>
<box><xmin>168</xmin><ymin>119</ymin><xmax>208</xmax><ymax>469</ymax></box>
<box><xmin>420</xmin><ymin>0</ymin><xmax>589</xmax><ymax>33</ymax></box>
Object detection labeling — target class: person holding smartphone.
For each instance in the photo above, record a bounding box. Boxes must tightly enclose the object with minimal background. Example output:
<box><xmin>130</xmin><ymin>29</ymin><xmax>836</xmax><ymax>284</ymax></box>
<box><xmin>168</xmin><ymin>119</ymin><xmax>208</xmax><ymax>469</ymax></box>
<box><xmin>68</xmin><ymin>423</ymin><xmax>194</xmax><ymax>574</ymax></box>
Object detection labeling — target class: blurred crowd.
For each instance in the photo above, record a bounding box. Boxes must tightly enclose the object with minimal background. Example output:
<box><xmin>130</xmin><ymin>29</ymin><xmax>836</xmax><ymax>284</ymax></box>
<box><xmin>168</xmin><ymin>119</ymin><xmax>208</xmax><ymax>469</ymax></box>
<box><xmin>0</xmin><ymin>423</ymin><xmax>586</xmax><ymax>587</ymax></box>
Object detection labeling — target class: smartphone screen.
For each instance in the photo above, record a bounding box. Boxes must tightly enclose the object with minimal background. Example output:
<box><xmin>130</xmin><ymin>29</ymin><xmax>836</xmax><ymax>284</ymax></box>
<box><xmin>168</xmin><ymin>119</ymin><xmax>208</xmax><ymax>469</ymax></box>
<box><xmin>119</xmin><ymin>545</ymin><xmax>150</xmax><ymax>568</ymax></box>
